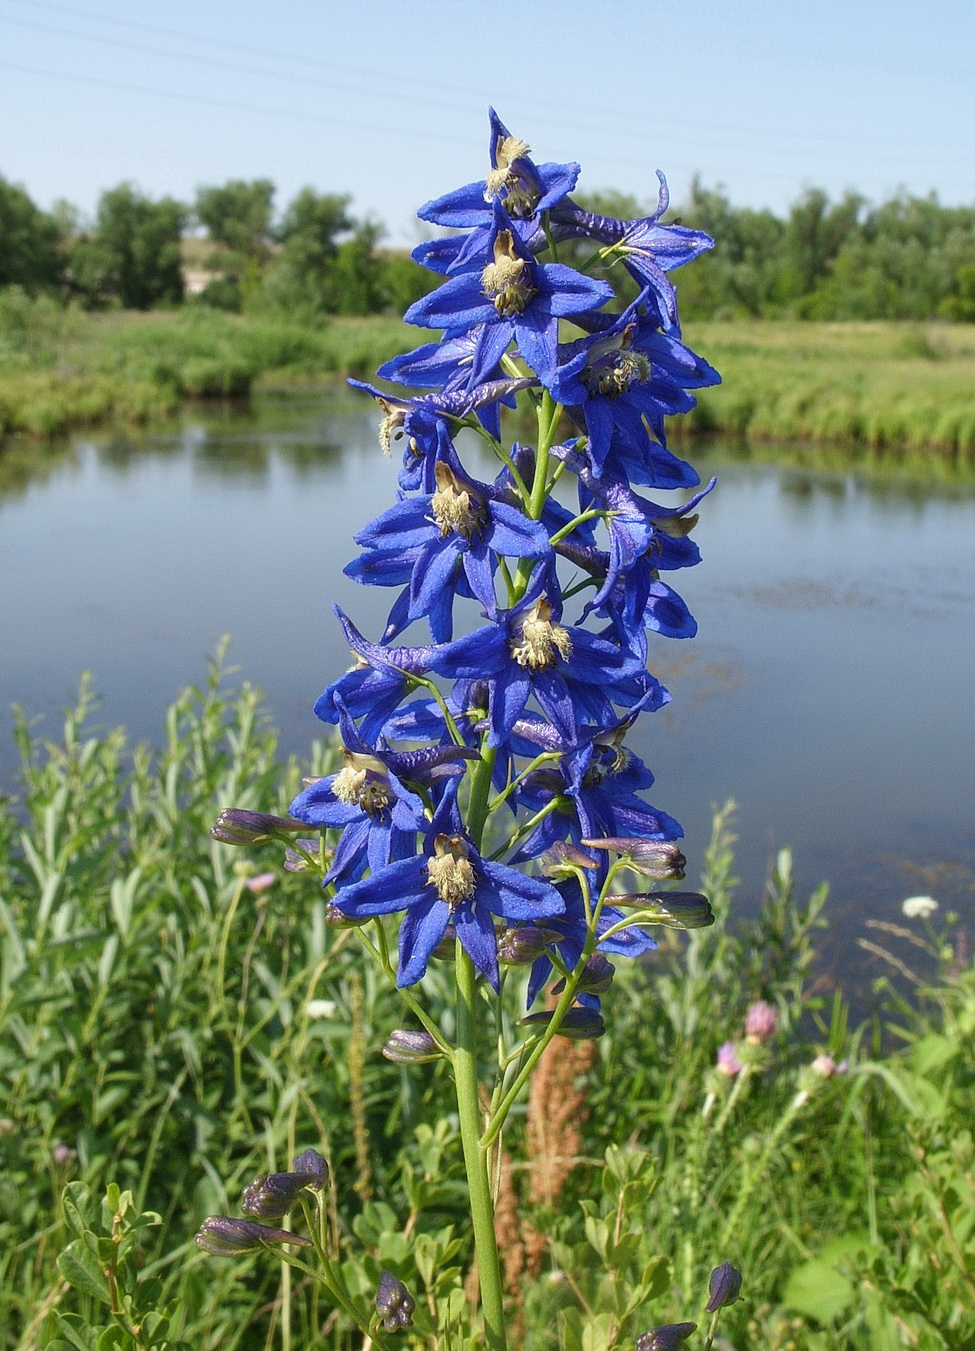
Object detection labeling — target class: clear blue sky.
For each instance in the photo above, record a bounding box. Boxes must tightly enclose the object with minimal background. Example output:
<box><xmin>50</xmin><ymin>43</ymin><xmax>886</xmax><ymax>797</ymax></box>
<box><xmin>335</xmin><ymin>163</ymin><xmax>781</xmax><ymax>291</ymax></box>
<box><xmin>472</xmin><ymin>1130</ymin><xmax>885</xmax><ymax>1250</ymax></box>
<box><xmin>1</xmin><ymin>0</ymin><xmax>972</xmax><ymax>242</ymax></box>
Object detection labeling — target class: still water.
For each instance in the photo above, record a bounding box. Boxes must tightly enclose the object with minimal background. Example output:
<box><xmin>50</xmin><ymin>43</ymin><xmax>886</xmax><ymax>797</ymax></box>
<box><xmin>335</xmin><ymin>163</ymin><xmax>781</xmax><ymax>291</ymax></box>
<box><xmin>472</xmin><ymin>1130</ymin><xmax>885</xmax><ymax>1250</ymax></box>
<box><xmin>2</xmin><ymin>391</ymin><xmax>973</xmax><ymax>972</ymax></box>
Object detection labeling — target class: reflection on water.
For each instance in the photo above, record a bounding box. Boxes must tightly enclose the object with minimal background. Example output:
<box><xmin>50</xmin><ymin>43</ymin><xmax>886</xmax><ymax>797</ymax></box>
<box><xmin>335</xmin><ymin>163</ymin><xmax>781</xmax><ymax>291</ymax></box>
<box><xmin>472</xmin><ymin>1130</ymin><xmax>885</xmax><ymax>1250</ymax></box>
<box><xmin>2</xmin><ymin>395</ymin><xmax>974</xmax><ymax>993</ymax></box>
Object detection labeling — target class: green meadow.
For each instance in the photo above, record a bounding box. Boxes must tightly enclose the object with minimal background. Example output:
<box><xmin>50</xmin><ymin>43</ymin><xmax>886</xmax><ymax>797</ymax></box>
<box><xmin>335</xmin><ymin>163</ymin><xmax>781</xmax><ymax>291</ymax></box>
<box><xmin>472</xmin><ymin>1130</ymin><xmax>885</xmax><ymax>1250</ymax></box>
<box><xmin>2</xmin><ymin>292</ymin><xmax>975</xmax><ymax>461</ymax></box>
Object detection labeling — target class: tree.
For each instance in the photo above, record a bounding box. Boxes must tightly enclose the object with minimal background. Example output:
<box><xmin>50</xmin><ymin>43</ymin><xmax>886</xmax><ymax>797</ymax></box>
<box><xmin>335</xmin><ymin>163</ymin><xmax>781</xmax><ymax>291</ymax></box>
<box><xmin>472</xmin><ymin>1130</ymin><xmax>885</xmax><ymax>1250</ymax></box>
<box><xmin>194</xmin><ymin>179</ymin><xmax>276</xmax><ymax>301</ymax></box>
<box><xmin>0</xmin><ymin>175</ymin><xmax>64</xmax><ymax>293</ymax></box>
<box><xmin>69</xmin><ymin>184</ymin><xmax>185</xmax><ymax>309</ymax></box>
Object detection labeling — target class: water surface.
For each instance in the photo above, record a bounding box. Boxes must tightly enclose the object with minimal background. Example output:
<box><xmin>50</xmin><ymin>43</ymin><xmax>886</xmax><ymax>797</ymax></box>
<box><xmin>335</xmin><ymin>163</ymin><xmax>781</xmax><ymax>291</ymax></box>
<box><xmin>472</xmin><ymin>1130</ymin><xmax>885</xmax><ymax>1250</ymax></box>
<box><xmin>2</xmin><ymin>393</ymin><xmax>972</xmax><ymax>978</ymax></box>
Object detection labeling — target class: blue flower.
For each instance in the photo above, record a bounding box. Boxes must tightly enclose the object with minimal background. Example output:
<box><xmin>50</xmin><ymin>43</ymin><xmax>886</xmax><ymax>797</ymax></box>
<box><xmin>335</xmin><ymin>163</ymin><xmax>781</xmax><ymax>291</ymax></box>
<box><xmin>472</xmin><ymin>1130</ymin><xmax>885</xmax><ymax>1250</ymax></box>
<box><xmin>429</xmin><ymin>589</ymin><xmax>655</xmax><ymax>749</ymax></box>
<box><xmin>289</xmin><ymin>700</ymin><xmax>475</xmax><ymax>885</ymax></box>
<box><xmin>331</xmin><ymin>784</ymin><xmax>564</xmax><ymax>989</ymax></box>
<box><xmin>346</xmin><ymin>462</ymin><xmax>553</xmax><ymax>640</ymax></box>
<box><xmin>525</xmin><ymin>876</ymin><xmax>658</xmax><ymax>1008</ymax></box>
<box><xmin>550</xmin><ymin>295</ymin><xmax>720</xmax><ymax>476</ymax></box>
<box><xmin>313</xmin><ymin>608</ymin><xmax>436</xmax><ymax>741</ymax></box>
<box><xmin>405</xmin><ymin>200</ymin><xmax>613</xmax><ymax>387</ymax></box>
<box><xmin>550</xmin><ymin>173</ymin><xmax>714</xmax><ymax>329</ymax></box>
<box><xmin>418</xmin><ymin>108</ymin><xmax>580</xmax><ymax>228</ymax></box>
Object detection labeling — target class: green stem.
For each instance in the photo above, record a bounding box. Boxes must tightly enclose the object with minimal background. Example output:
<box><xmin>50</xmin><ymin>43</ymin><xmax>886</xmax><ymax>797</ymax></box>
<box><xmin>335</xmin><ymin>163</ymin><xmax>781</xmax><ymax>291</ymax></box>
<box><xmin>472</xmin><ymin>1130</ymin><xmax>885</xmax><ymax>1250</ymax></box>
<box><xmin>453</xmin><ymin>947</ymin><xmax>507</xmax><ymax>1351</ymax></box>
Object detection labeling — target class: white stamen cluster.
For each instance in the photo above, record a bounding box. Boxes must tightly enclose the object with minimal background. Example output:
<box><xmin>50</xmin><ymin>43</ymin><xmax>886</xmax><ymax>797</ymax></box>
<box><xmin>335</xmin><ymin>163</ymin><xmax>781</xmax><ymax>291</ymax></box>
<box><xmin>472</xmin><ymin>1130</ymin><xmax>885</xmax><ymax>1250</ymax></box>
<box><xmin>426</xmin><ymin>834</ymin><xmax>477</xmax><ymax>909</ymax></box>
<box><xmin>481</xmin><ymin>230</ymin><xmax>535</xmax><ymax>318</ymax></box>
<box><xmin>332</xmin><ymin>752</ymin><xmax>393</xmax><ymax>817</ymax></box>
<box><xmin>430</xmin><ymin>463</ymin><xmax>488</xmax><ymax>540</ymax></box>
<box><xmin>510</xmin><ymin>599</ymin><xmax>572</xmax><ymax>671</ymax></box>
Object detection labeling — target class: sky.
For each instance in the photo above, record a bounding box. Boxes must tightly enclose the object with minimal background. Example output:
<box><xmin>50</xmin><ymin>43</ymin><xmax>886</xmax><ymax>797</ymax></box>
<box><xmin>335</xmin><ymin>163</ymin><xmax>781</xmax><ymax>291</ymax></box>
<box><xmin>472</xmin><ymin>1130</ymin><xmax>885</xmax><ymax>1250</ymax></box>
<box><xmin>1</xmin><ymin>0</ymin><xmax>973</xmax><ymax>243</ymax></box>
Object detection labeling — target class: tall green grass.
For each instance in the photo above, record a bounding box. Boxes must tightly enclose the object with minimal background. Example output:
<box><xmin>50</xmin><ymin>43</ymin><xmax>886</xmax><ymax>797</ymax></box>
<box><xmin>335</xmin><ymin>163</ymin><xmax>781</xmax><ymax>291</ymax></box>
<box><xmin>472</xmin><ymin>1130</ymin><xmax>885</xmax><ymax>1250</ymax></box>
<box><xmin>0</xmin><ymin>294</ymin><xmax>418</xmax><ymax>437</ymax></box>
<box><xmin>684</xmin><ymin>320</ymin><xmax>975</xmax><ymax>459</ymax></box>
<box><xmin>2</xmin><ymin>294</ymin><xmax>975</xmax><ymax>457</ymax></box>
<box><xmin>2</xmin><ymin>665</ymin><xmax>974</xmax><ymax>1348</ymax></box>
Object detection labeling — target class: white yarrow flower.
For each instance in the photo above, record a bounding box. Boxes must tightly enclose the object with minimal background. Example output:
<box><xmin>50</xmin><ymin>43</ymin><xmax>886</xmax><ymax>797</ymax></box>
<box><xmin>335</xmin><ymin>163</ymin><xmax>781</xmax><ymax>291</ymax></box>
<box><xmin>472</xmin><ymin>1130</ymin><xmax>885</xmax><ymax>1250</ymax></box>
<box><xmin>902</xmin><ymin>895</ymin><xmax>938</xmax><ymax>919</ymax></box>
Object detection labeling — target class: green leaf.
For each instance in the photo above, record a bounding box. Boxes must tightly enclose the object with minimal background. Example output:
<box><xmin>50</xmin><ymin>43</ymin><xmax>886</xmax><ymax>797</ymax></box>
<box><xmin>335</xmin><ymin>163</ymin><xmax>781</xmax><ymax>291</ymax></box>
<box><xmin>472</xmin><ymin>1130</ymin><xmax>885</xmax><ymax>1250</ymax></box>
<box><xmin>783</xmin><ymin>1238</ymin><xmax>866</xmax><ymax>1324</ymax></box>
<box><xmin>58</xmin><ymin>1240</ymin><xmax>110</xmax><ymax>1303</ymax></box>
<box><xmin>53</xmin><ymin>1314</ymin><xmax>101</xmax><ymax>1351</ymax></box>
<box><xmin>96</xmin><ymin>1325</ymin><xmax>129</xmax><ymax>1351</ymax></box>
<box><xmin>911</xmin><ymin>1034</ymin><xmax>960</xmax><ymax>1077</ymax></box>
<box><xmin>62</xmin><ymin>1182</ymin><xmax>97</xmax><ymax>1241</ymax></box>
<box><xmin>783</xmin><ymin>1259</ymin><xmax>853</xmax><ymax>1323</ymax></box>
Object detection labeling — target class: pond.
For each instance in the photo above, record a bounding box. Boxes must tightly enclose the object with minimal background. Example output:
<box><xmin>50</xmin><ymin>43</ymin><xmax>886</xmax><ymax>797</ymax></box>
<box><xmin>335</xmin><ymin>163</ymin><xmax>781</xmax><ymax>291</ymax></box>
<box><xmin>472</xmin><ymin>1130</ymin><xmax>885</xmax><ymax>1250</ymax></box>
<box><xmin>2</xmin><ymin>390</ymin><xmax>973</xmax><ymax>978</ymax></box>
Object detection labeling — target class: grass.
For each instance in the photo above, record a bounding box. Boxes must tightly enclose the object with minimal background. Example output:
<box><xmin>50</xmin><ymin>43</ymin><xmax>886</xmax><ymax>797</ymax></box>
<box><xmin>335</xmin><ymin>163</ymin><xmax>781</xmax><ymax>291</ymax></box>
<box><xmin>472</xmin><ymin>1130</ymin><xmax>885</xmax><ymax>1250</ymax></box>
<box><xmin>682</xmin><ymin>319</ymin><xmax>975</xmax><ymax>459</ymax></box>
<box><xmin>0</xmin><ymin>293</ymin><xmax>416</xmax><ymax>438</ymax></box>
<box><xmin>2</xmin><ymin>293</ymin><xmax>975</xmax><ymax>459</ymax></box>
<box><xmin>2</xmin><ymin>662</ymin><xmax>975</xmax><ymax>1349</ymax></box>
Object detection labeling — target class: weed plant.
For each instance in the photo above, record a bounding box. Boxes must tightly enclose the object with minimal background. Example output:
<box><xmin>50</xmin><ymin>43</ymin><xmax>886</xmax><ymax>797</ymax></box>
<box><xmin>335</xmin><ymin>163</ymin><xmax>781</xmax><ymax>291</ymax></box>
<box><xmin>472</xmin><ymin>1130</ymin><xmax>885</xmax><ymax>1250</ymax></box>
<box><xmin>0</xmin><ymin>667</ymin><xmax>972</xmax><ymax>1349</ymax></box>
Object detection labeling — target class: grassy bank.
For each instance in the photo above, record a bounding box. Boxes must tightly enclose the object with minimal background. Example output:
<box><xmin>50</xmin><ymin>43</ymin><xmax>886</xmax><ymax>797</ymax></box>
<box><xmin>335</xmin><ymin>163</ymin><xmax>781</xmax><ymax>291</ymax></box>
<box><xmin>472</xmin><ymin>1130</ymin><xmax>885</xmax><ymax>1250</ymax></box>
<box><xmin>1</xmin><ymin>665</ymin><xmax>974</xmax><ymax>1348</ymax></box>
<box><xmin>684</xmin><ymin>319</ymin><xmax>975</xmax><ymax>457</ymax></box>
<box><xmin>2</xmin><ymin>293</ymin><xmax>975</xmax><ymax>457</ymax></box>
<box><xmin>0</xmin><ymin>294</ymin><xmax>415</xmax><ymax>437</ymax></box>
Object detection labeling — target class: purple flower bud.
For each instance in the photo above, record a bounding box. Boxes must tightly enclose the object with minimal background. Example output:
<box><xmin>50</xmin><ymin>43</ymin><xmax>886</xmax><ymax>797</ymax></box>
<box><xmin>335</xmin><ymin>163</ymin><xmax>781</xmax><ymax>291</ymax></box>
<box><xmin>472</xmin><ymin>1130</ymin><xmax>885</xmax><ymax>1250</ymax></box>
<box><xmin>375</xmin><ymin>1270</ymin><xmax>415</xmax><ymax>1331</ymax></box>
<box><xmin>636</xmin><ymin>1324</ymin><xmax>697</xmax><ymax>1351</ymax></box>
<box><xmin>540</xmin><ymin>841</ymin><xmax>599</xmax><ymax>876</ymax></box>
<box><xmin>195</xmin><ymin>1216</ymin><xmax>312</xmax><ymax>1256</ymax></box>
<box><xmin>519</xmin><ymin>1006</ymin><xmax>605</xmax><ymax>1039</ymax></box>
<box><xmin>582</xmin><ymin>837</ymin><xmax>687</xmax><ymax>879</ymax></box>
<box><xmin>53</xmin><ymin>1144</ymin><xmax>76</xmax><ymax>1165</ymax></box>
<box><xmin>284</xmin><ymin>840</ymin><xmax>322</xmax><ymax>872</ymax></box>
<box><xmin>293</xmin><ymin>1148</ymin><xmax>329</xmax><ymax>1189</ymax></box>
<box><xmin>497</xmin><ymin>924</ymin><xmax>562</xmax><ymax>964</ymax></box>
<box><xmin>382</xmin><ymin>1029</ymin><xmax>446</xmax><ymax>1064</ymax></box>
<box><xmin>612</xmin><ymin>891</ymin><xmax>713</xmax><ymax>929</ymax></box>
<box><xmin>553</xmin><ymin>953</ymin><xmax>615</xmax><ymax>997</ymax></box>
<box><xmin>705</xmin><ymin>1260</ymin><xmax>742</xmax><ymax>1312</ymax></box>
<box><xmin>211</xmin><ymin>809</ymin><xmax>307</xmax><ymax>845</ymax></box>
<box><xmin>716</xmin><ymin>1041</ymin><xmax>743</xmax><ymax>1077</ymax></box>
<box><xmin>744</xmin><ymin>1000</ymin><xmax>777</xmax><ymax>1042</ymax></box>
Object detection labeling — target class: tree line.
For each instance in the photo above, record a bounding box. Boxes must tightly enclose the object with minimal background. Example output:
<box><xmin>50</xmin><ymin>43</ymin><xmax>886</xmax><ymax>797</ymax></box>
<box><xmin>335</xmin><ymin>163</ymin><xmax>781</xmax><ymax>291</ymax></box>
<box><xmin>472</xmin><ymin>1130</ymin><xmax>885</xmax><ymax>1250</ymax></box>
<box><xmin>3</xmin><ymin>171</ymin><xmax>975</xmax><ymax>322</ymax></box>
<box><xmin>0</xmin><ymin>175</ymin><xmax>435</xmax><ymax>318</ymax></box>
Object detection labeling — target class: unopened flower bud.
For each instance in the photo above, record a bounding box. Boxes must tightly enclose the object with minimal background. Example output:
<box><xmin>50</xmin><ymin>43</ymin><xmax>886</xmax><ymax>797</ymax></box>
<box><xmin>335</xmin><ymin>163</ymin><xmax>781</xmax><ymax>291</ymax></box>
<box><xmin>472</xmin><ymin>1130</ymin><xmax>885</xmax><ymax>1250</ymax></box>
<box><xmin>519</xmin><ymin>1006</ymin><xmax>605</xmax><ymax>1039</ymax></box>
<box><xmin>636</xmin><ymin>1324</ymin><xmax>698</xmax><ymax>1351</ymax></box>
<box><xmin>284</xmin><ymin>840</ymin><xmax>322</xmax><ymax>872</ymax></box>
<box><xmin>540</xmin><ymin>841</ymin><xmax>599</xmax><ymax>877</ymax></box>
<box><xmin>497</xmin><ymin>925</ymin><xmax>562</xmax><ymax>964</ymax></box>
<box><xmin>211</xmin><ymin>809</ymin><xmax>307</xmax><ymax>846</ymax></box>
<box><xmin>195</xmin><ymin>1216</ymin><xmax>312</xmax><ymax>1256</ymax></box>
<box><xmin>744</xmin><ymin>1000</ymin><xmax>778</xmax><ymax>1042</ymax></box>
<box><xmin>382</xmin><ymin>1029</ymin><xmax>445</xmax><ymax>1064</ymax></box>
<box><xmin>240</xmin><ymin>1149</ymin><xmax>328</xmax><ymax>1219</ymax></box>
<box><xmin>375</xmin><ymin>1270</ymin><xmax>415</xmax><ymax>1331</ymax></box>
<box><xmin>613</xmin><ymin>891</ymin><xmax>714</xmax><ymax>929</ymax></box>
<box><xmin>716</xmin><ymin>1041</ymin><xmax>743</xmax><ymax>1077</ymax></box>
<box><xmin>553</xmin><ymin>953</ymin><xmax>615</xmax><ymax>997</ymax></box>
<box><xmin>582</xmin><ymin>837</ymin><xmax>686</xmax><ymax>879</ymax></box>
<box><xmin>705</xmin><ymin>1260</ymin><xmax>742</xmax><ymax>1312</ymax></box>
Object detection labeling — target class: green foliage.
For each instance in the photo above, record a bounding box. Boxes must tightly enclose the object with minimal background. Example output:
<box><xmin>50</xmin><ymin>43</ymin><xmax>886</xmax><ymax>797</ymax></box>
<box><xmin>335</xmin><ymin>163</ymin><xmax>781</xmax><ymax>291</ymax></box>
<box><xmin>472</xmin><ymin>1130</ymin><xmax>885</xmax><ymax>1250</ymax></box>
<box><xmin>69</xmin><ymin>185</ymin><xmax>186</xmax><ymax>311</ymax></box>
<box><xmin>0</xmin><ymin>175</ymin><xmax>64</xmax><ymax>294</ymax></box>
<box><xmin>47</xmin><ymin>1182</ymin><xmax>191</xmax><ymax>1351</ymax></box>
<box><xmin>193</xmin><ymin>180</ymin><xmax>276</xmax><ymax>297</ymax></box>
<box><xmin>673</xmin><ymin>181</ymin><xmax>975</xmax><ymax>323</ymax></box>
<box><xmin>1</xmin><ymin>670</ymin><xmax>974</xmax><ymax>1348</ymax></box>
